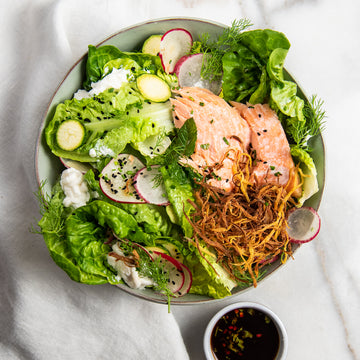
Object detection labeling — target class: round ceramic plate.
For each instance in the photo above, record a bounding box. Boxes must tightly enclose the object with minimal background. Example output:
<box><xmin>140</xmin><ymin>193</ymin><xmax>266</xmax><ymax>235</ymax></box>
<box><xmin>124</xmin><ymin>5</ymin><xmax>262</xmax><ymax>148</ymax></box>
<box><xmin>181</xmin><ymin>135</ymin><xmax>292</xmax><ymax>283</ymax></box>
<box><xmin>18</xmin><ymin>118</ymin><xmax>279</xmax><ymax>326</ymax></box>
<box><xmin>35</xmin><ymin>17</ymin><xmax>325</xmax><ymax>305</ymax></box>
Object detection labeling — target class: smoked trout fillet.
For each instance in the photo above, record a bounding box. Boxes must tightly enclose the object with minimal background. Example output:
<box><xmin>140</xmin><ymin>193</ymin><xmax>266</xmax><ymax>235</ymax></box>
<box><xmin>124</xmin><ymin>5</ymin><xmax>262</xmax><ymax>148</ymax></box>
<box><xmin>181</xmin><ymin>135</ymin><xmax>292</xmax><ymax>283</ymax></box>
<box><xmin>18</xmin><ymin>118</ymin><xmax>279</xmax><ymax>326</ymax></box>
<box><xmin>170</xmin><ymin>87</ymin><xmax>251</xmax><ymax>191</ymax></box>
<box><xmin>231</xmin><ymin>101</ymin><xmax>300</xmax><ymax>196</ymax></box>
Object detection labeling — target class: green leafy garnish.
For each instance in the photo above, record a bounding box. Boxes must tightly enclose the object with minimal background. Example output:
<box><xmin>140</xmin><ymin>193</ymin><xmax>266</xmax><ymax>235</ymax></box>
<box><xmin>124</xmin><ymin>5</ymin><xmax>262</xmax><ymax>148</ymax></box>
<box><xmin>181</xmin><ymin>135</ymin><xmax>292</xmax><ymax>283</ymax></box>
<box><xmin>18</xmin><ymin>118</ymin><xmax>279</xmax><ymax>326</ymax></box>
<box><xmin>200</xmin><ymin>143</ymin><xmax>210</xmax><ymax>150</ymax></box>
<box><xmin>117</xmin><ymin>241</ymin><xmax>174</xmax><ymax>312</ymax></box>
<box><xmin>295</xmin><ymin>95</ymin><xmax>326</xmax><ymax>150</ymax></box>
<box><xmin>199</xmin><ymin>19</ymin><xmax>253</xmax><ymax>81</ymax></box>
<box><xmin>151</xmin><ymin>117</ymin><xmax>197</xmax><ymax>166</ymax></box>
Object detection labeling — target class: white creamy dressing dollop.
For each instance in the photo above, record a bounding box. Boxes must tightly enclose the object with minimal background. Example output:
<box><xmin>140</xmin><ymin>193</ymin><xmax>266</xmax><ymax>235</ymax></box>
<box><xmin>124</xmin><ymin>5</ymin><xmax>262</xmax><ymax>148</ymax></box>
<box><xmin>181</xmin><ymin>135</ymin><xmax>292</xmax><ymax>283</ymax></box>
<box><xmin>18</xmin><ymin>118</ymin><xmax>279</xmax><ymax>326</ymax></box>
<box><xmin>73</xmin><ymin>67</ymin><xmax>132</xmax><ymax>100</ymax></box>
<box><xmin>107</xmin><ymin>243</ymin><xmax>155</xmax><ymax>290</ymax></box>
<box><xmin>89</xmin><ymin>144</ymin><xmax>115</xmax><ymax>158</ymax></box>
<box><xmin>60</xmin><ymin>168</ymin><xmax>90</xmax><ymax>208</ymax></box>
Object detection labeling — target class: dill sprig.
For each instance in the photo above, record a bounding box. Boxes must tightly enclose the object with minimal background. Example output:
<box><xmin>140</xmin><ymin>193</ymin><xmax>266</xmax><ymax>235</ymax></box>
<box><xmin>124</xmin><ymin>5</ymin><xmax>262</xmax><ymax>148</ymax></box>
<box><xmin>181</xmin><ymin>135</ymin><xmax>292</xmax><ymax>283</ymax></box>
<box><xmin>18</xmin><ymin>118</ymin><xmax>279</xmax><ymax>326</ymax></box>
<box><xmin>120</xmin><ymin>241</ymin><xmax>174</xmax><ymax>312</ymax></box>
<box><xmin>293</xmin><ymin>95</ymin><xmax>326</xmax><ymax>150</ymax></box>
<box><xmin>31</xmin><ymin>181</ymin><xmax>65</xmax><ymax>236</ymax></box>
<box><xmin>199</xmin><ymin>19</ymin><xmax>253</xmax><ymax>81</ymax></box>
<box><xmin>138</xmin><ymin>253</ymin><xmax>174</xmax><ymax>312</ymax></box>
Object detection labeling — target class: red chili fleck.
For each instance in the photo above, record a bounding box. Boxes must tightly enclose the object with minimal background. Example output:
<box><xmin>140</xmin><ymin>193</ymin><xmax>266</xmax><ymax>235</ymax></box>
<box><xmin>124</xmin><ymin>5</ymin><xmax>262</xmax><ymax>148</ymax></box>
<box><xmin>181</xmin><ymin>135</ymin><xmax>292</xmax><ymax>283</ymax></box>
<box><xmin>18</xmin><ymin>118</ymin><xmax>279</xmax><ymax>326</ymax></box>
<box><xmin>233</xmin><ymin>326</ymin><xmax>237</xmax><ymax>331</ymax></box>
<box><xmin>238</xmin><ymin>352</ymin><xmax>243</xmax><ymax>356</ymax></box>
<box><xmin>256</xmin><ymin>333</ymin><xmax>263</xmax><ymax>338</ymax></box>
<box><xmin>229</xmin><ymin>326</ymin><xmax>233</xmax><ymax>330</ymax></box>
<box><xmin>223</xmin><ymin>329</ymin><xmax>227</xmax><ymax>334</ymax></box>
<box><xmin>226</xmin><ymin>350</ymin><xmax>231</xmax><ymax>355</ymax></box>
<box><xmin>234</xmin><ymin>309</ymin><xmax>239</xmax><ymax>314</ymax></box>
<box><xmin>239</xmin><ymin>312</ymin><xmax>244</xmax><ymax>318</ymax></box>
<box><xmin>222</xmin><ymin>343</ymin><xmax>226</xmax><ymax>347</ymax></box>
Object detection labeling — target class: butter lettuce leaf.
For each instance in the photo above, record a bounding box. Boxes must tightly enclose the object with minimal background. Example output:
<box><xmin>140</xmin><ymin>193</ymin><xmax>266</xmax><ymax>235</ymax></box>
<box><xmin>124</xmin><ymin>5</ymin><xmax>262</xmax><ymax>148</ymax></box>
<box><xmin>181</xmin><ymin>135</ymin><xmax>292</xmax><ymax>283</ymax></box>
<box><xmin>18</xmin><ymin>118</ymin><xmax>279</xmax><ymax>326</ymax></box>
<box><xmin>222</xmin><ymin>29</ymin><xmax>290</xmax><ymax>104</ymax></box>
<box><xmin>290</xmin><ymin>146</ymin><xmax>319</xmax><ymax>206</ymax></box>
<box><xmin>186</xmin><ymin>249</ymin><xmax>237</xmax><ymax>299</ymax></box>
<box><xmin>38</xmin><ymin>183</ymin><xmax>113</xmax><ymax>284</ymax></box>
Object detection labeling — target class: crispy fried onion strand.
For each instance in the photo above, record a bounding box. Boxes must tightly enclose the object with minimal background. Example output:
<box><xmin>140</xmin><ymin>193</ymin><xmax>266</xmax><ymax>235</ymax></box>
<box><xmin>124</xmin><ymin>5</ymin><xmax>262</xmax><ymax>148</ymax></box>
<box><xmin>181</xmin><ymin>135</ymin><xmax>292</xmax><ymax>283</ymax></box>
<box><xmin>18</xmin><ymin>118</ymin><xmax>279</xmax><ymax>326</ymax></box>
<box><xmin>187</xmin><ymin>150</ymin><xmax>303</xmax><ymax>287</ymax></box>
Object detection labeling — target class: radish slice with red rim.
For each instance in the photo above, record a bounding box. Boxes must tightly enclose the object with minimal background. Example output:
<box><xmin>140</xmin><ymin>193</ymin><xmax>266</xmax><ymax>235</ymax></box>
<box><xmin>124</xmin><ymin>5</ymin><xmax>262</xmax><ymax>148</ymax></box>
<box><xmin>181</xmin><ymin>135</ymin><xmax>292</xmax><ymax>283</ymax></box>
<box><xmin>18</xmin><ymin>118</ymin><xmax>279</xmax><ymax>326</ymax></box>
<box><xmin>286</xmin><ymin>206</ymin><xmax>321</xmax><ymax>243</ymax></box>
<box><xmin>174</xmin><ymin>53</ymin><xmax>222</xmax><ymax>95</ymax></box>
<box><xmin>159</xmin><ymin>28</ymin><xmax>193</xmax><ymax>74</ymax></box>
<box><xmin>133</xmin><ymin>165</ymin><xmax>170</xmax><ymax>206</ymax></box>
<box><xmin>60</xmin><ymin>157</ymin><xmax>92</xmax><ymax>174</ymax></box>
<box><xmin>174</xmin><ymin>262</ymin><xmax>192</xmax><ymax>297</ymax></box>
<box><xmin>99</xmin><ymin>154</ymin><xmax>145</xmax><ymax>204</ymax></box>
<box><xmin>153</xmin><ymin>251</ymin><xmax>185</xmax><ymax>294</ymax></box>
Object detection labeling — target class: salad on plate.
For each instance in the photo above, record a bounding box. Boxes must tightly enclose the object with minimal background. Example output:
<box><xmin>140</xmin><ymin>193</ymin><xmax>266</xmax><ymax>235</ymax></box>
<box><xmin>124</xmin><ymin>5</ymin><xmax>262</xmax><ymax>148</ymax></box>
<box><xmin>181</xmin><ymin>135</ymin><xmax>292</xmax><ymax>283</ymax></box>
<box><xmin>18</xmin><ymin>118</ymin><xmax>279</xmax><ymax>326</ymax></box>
<box><xmin>35</xmin><ymin>19</ymin><xmax>325</xmax><ymax>306</ymax></box>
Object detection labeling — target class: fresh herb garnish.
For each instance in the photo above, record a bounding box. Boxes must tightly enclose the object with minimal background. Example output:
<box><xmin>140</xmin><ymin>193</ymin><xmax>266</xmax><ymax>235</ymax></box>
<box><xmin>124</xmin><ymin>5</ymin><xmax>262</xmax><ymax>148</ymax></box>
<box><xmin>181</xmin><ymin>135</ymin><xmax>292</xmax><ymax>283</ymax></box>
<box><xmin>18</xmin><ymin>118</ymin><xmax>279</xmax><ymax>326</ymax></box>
<box><xmin>199</xmin><ymin>19</ymin><xmax>252</xmax><ymax>81</ymax></box>
<box><xmin>288</xmin><ymin>95</ymin><xmax>326</xmax><ymax>151</ymax></box>
<box><xmin>118</xmin><ymin>241</ymin><xmax>174</xmax><ymax>312</ymax></box>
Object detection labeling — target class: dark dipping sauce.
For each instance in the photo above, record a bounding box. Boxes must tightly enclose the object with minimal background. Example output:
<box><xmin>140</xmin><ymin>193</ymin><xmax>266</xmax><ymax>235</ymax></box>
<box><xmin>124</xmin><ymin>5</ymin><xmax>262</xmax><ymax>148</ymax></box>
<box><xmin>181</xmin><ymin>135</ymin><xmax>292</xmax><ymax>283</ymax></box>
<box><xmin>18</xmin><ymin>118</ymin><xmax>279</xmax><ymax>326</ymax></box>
<box><xmin>210</xmin><ymin>307</ymin><xmax>280</xmax><ymax>360</ymax></box>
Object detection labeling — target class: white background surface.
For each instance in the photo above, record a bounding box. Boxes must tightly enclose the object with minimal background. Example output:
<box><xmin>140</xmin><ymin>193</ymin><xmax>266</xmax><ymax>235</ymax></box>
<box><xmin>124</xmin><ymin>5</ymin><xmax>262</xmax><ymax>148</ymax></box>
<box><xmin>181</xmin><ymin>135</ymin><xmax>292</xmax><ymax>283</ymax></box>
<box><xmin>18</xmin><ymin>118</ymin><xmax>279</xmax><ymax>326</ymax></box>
<box><xmin>1</xmin><ymin>0</ymin><xmax>359</xmax><ymax>359</ymax></box>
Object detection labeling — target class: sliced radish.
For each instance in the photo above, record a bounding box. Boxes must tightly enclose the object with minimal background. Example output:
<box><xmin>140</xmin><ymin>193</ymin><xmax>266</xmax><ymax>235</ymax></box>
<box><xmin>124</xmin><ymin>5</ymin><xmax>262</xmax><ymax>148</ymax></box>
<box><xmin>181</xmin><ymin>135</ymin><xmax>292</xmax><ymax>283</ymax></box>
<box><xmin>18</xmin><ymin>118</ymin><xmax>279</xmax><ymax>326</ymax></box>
<box><xmin>133</xmin><ymin>165</ymin><xmax>170</xmax><ymax>206</ymax></box>
<box><xmin>159</xmin><ymin>28</ymin><xmax>193</xmax><ymax>74</ymax></box>
<box><xmin>174</xmin><ymin>53</ymin><xmax>222</xmax><ymax>95</ymax></box>
<box><xmin>60</xmin><ymin>157</ymin><xmax>92</xmax><ymax>173</ymax></box>
<box><xmin>99</xmin><ymin>154</ymin><xmax>145</xmax><ymax>203</ymax></box>
<box><xmin>142</xmin><ymin>34</ymin><xmax>162</xmax><ymax>56</ymax></box>
<box><xmin>153</xmin><ymin>251</ymin><xmax>185</xmax><ymax>294</ymax></box>
<box><xmin>286</xmin><ymin>206</ymin><xmax>321</xmax><ymax>243</ymax></box>
<box><xmin>174</xmin><ymin>262</ymin><xmax>192</xmax><ymax>297</ymax></box>
<box><xmin>136</xmin><ymin>74</ymin><xmax>171</xmax><ymax>103</ymax></box>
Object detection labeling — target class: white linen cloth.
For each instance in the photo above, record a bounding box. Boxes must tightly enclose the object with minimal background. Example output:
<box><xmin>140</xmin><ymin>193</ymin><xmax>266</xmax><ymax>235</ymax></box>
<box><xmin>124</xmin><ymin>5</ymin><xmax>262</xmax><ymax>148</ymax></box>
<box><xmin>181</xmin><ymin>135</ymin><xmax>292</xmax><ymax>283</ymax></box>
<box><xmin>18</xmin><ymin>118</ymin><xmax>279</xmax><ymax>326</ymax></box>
<box><xmin>0</xmin><ymin>1</ymin><xmax>200</xmax><ymax>359</ymax></box>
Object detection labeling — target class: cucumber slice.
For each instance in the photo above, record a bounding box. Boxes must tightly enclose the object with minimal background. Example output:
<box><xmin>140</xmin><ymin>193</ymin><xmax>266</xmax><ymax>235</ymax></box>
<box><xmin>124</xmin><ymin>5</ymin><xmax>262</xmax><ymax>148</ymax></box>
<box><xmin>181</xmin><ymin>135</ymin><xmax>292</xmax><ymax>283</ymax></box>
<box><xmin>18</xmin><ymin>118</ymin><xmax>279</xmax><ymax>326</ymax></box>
<box><xmin>136</xmin><ymin>74</ymin><xmax>171</xmax><ymax>103</ymax></box>
<box><xmin>56</xmin><ymin>120</ymin><xmax>85</xmax><ymax>151</ymax></box>
<box><xmin>142</xmin><ymin>34</ymin><xmax>162</xmax><ymax>56</ymax></box>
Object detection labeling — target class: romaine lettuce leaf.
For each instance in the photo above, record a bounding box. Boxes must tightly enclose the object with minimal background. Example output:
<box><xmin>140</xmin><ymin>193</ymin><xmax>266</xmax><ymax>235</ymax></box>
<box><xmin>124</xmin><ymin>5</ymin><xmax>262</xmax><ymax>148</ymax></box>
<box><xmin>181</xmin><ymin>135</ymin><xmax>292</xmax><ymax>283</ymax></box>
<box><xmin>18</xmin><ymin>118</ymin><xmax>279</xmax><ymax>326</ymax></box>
<box><xmin>45</xmin><ymin>83</ymin><xmax>174</xmax><ymax>162</ymax></box>
<box><xmin>160</xmin><ymin>162</ymin><xmax>195</xmax><ymax>238</ymax></box>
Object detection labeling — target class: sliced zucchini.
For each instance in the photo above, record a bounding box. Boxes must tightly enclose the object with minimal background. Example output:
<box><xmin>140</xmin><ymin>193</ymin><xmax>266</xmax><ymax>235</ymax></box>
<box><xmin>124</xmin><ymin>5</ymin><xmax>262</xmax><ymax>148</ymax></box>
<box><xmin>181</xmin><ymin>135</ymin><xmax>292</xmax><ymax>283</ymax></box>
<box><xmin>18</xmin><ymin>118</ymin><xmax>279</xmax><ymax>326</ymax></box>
<box><xmin>56</xmin><ymin>120</ymin><xmax>85</xmax><ymax>151</ymax></box>
<box><xmin>136</xmin><ymin>74</ymin><xmax>171</xmax><ymax>103</ymax></box>
<box><xmin>142</xmin><ymin>34</ymin><xmax>162</xmax><ymax>56</ymax></box>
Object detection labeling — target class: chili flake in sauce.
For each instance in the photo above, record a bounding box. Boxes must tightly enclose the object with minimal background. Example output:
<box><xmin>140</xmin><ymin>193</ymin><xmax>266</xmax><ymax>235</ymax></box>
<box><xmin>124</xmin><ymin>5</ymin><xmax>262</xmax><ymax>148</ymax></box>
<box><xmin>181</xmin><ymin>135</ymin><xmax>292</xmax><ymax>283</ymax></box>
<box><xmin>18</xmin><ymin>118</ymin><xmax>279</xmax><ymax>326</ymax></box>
<box><xmin>210</xmin><ymin>307</ymin><xmax>280</xmax><ymax>360</ymax></box>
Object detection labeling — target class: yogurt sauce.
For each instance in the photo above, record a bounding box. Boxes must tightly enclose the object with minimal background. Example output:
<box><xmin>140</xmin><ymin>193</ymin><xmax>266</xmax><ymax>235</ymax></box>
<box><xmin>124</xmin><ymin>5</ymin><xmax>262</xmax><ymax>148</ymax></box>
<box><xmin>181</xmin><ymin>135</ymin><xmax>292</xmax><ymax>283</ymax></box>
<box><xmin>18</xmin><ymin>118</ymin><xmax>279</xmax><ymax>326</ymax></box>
<box><xmin>73</xmin><ymin>67</ymin><xmax>132</xmax><ymax>100</ymax></box>
<box><xmin>60</xmin><ymin>167</ymin><xmax>90</xmax><ymax>209</ymax></box>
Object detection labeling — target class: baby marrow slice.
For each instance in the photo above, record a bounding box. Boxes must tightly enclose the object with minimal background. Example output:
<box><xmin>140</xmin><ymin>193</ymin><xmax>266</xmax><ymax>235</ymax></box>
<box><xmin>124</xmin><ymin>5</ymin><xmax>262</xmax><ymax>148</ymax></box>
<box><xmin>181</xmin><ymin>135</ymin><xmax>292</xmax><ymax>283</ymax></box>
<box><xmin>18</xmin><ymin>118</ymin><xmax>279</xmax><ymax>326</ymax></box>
<box><xmin>142</xmin><ymin>34</ymin><xmax>162</xmax><ymax>56</ymax></box>
<box><xmin>136</xmin><ymin>74</ymin><xmax>171</xmax><ymax>103</ymax></box>
<box><xmin>56</xmin><ymin>120</ymin><xmax>85</xmax><ymax>151</ymax></box>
